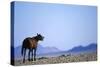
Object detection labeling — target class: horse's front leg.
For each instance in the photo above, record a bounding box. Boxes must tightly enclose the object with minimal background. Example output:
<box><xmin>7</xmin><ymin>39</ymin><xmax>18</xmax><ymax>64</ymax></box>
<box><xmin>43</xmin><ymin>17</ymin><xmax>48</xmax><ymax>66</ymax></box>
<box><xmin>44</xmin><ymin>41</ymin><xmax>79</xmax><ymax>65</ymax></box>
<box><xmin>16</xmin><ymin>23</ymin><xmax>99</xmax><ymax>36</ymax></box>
<box><xmin>31</xmin><ymin>49</ymin><xmax>33</xmax><ymax>61</ymax></box>
<box><xmin>28</xmin><ymin>49</ymin><xmax>31</xmax><ymax>61</ymax></box>
<box><xmin>34</xmin><ymin>48</ymin><xmax>37</xmax><ymax>61</ymax></box>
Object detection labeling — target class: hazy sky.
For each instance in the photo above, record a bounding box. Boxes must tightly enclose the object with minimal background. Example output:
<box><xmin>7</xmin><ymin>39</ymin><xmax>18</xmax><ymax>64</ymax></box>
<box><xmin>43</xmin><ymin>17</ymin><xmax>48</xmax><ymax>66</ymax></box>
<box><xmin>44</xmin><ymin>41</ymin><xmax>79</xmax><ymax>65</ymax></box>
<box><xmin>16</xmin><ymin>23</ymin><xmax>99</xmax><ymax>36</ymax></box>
<box><xmin>14</xmin><ymin>2</ymin><xmax>97</xmax><ymax>51</ymax></box>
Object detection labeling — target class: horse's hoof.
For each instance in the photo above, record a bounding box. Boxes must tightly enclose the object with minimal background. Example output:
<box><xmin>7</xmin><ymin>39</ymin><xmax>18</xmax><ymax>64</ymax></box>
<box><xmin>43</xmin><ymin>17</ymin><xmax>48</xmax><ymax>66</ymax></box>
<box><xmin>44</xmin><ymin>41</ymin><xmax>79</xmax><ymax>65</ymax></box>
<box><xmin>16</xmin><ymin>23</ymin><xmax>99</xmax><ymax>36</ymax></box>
<box><xmin>23</xmin><ymin>61</ymin><xmax>25</xmax><ymax>63</ymax></box>
<box><xmin>28</xmin><ymin>59</ymin><xmax>30</xmax><ymax>61</ymax></box>
<box><xmin>34</xmin><ymin>59</ymin><xmax>36</xmax><ymax>61</ymax></box>
<box><xmin>31</xmin><ymin>59</ymin><xmax>33</xmax><ymax>61</ymax></box>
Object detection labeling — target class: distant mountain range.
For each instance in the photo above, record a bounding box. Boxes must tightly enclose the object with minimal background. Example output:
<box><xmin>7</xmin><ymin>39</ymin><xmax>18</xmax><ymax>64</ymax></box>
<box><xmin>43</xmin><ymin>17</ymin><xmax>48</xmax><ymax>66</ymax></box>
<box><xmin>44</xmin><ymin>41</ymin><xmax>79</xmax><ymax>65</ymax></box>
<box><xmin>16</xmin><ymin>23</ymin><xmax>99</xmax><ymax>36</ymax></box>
<box><xmin>67</xmin><ymin>43</ymin><xmax>97</xmax><ymax>52</ymax></box>
<box><xmin>37</xmin><ymin>45</ymin><xmax>60</xmax><ymax>54</ymax></box>
<box><xmin>13</xmin><ymin>43</ymin><xmax>97</xmax><ymax>59</ymax></box>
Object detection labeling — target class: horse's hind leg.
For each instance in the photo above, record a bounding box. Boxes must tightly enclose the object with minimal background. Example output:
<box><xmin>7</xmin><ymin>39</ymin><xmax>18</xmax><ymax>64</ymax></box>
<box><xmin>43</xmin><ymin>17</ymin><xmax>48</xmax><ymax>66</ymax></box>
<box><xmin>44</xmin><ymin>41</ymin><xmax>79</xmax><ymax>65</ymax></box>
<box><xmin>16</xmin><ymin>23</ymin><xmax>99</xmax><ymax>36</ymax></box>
<box><xmin>23</xmin><ymin>49</ymin><xmax>26</xmax><ymax>63</ymax></box>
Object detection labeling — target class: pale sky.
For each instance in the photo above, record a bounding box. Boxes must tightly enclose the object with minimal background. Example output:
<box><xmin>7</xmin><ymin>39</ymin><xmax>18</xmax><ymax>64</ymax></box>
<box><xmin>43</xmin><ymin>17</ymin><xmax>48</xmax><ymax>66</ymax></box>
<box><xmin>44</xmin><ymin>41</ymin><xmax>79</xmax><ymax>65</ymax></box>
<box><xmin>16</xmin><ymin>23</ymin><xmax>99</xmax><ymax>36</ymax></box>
<box><xmin>14</xmin><ymin>1</ymin><xmax>97</xmax><ymax>51</ymax></box>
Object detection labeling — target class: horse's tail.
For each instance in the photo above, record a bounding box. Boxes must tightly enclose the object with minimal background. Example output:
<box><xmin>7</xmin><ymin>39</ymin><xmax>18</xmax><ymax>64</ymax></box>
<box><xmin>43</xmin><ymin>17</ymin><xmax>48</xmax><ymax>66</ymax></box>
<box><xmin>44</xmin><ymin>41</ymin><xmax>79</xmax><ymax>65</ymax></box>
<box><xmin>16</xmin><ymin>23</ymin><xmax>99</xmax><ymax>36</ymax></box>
<box><xmin>21</xmin><ymin>43</ymin><xmax>24</xmax><ymax>56</ymax></box>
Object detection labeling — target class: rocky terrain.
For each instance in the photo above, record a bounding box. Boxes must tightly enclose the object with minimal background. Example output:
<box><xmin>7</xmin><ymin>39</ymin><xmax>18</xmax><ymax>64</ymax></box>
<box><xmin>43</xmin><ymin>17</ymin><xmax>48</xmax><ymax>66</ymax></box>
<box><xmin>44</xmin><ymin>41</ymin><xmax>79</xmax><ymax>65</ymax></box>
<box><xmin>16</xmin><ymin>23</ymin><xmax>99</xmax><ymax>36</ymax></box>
<box><xmin>14</xmin><ymin>51</ymin><xmax>97</xmax><ymax>66</ymax></box>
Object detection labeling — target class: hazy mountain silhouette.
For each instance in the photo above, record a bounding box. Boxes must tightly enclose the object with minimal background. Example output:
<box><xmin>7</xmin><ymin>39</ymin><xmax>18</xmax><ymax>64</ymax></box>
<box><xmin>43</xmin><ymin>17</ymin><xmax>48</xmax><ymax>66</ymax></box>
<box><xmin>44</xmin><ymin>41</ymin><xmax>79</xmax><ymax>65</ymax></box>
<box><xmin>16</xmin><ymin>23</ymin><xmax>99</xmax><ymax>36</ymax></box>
<box><xmin>13</xmin><ymin>43</ymin><xmax>97</xmax><ymax>59</ymax></box>
<box><xmin>67</xmin><ymin>43</ymin><xmax>97</xmax><ymax>52</ymax></box>
<box><xmin>37</xmin><ymin>45</ymin><xmax>60</xmax><ymax>54</ymax></box>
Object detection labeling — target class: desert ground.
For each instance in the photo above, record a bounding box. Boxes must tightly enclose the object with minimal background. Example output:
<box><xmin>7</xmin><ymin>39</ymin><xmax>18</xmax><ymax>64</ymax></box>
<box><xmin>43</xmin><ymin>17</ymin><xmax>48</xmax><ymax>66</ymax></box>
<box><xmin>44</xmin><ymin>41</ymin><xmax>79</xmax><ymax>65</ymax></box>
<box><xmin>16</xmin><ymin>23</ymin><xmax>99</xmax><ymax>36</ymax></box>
<box><xmin>14</xmin><ymin>51</ymin><xmax>97</xmax><ymax>66</ymax></box>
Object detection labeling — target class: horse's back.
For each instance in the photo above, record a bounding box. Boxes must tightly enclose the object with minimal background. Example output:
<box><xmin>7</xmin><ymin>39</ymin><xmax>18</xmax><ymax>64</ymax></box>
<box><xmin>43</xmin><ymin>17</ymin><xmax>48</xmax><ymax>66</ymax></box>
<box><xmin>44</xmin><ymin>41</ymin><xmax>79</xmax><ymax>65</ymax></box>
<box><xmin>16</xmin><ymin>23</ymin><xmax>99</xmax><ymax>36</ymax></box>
<box><xmin>22</xmin><ymin>37</ymin><xmax>31</xmax><ymax>48</ymax></box>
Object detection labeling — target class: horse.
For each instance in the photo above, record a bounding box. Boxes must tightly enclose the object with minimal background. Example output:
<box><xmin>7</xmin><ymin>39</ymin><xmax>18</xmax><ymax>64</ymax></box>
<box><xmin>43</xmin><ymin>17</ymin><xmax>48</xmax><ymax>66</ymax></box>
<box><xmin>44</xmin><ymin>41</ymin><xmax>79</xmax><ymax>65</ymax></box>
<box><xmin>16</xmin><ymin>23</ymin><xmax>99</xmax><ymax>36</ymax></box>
<box><xmin>21</xmin><ymin>33</ymin><xmax>44</xmax><ymax>63</ymax></box>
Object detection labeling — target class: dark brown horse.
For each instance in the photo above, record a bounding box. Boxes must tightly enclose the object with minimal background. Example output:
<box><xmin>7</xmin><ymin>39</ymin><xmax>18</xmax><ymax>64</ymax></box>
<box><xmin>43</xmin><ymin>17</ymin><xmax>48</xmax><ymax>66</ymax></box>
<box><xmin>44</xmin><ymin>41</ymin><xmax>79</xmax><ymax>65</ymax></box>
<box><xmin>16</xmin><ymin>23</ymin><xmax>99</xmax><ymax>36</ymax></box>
<box><xmin>21</xmin><ymin>33</ymin><xmax>44</xmax><ymax>63</ymax></box>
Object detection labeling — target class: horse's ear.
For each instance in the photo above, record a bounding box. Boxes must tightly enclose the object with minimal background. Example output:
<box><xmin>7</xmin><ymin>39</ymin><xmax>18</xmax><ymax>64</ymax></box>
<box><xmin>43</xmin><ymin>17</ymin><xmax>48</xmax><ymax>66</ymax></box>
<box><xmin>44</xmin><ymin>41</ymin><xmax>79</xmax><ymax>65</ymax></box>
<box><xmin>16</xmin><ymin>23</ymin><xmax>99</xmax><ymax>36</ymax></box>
<box><xmin>37</xmin><ymin>33</ymin><xmax>38</xmax><ymax>35</ymax></box>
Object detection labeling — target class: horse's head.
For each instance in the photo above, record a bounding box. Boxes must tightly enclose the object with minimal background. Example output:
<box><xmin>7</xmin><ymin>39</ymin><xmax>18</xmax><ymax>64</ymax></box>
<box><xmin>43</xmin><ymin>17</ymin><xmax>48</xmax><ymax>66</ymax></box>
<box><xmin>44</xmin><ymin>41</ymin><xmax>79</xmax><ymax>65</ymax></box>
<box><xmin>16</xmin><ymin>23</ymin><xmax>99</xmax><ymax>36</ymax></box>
<box><xmin>34</xmin><ymin>33</ymin><xmax>44</xmax><ymax>41</ymax></box>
